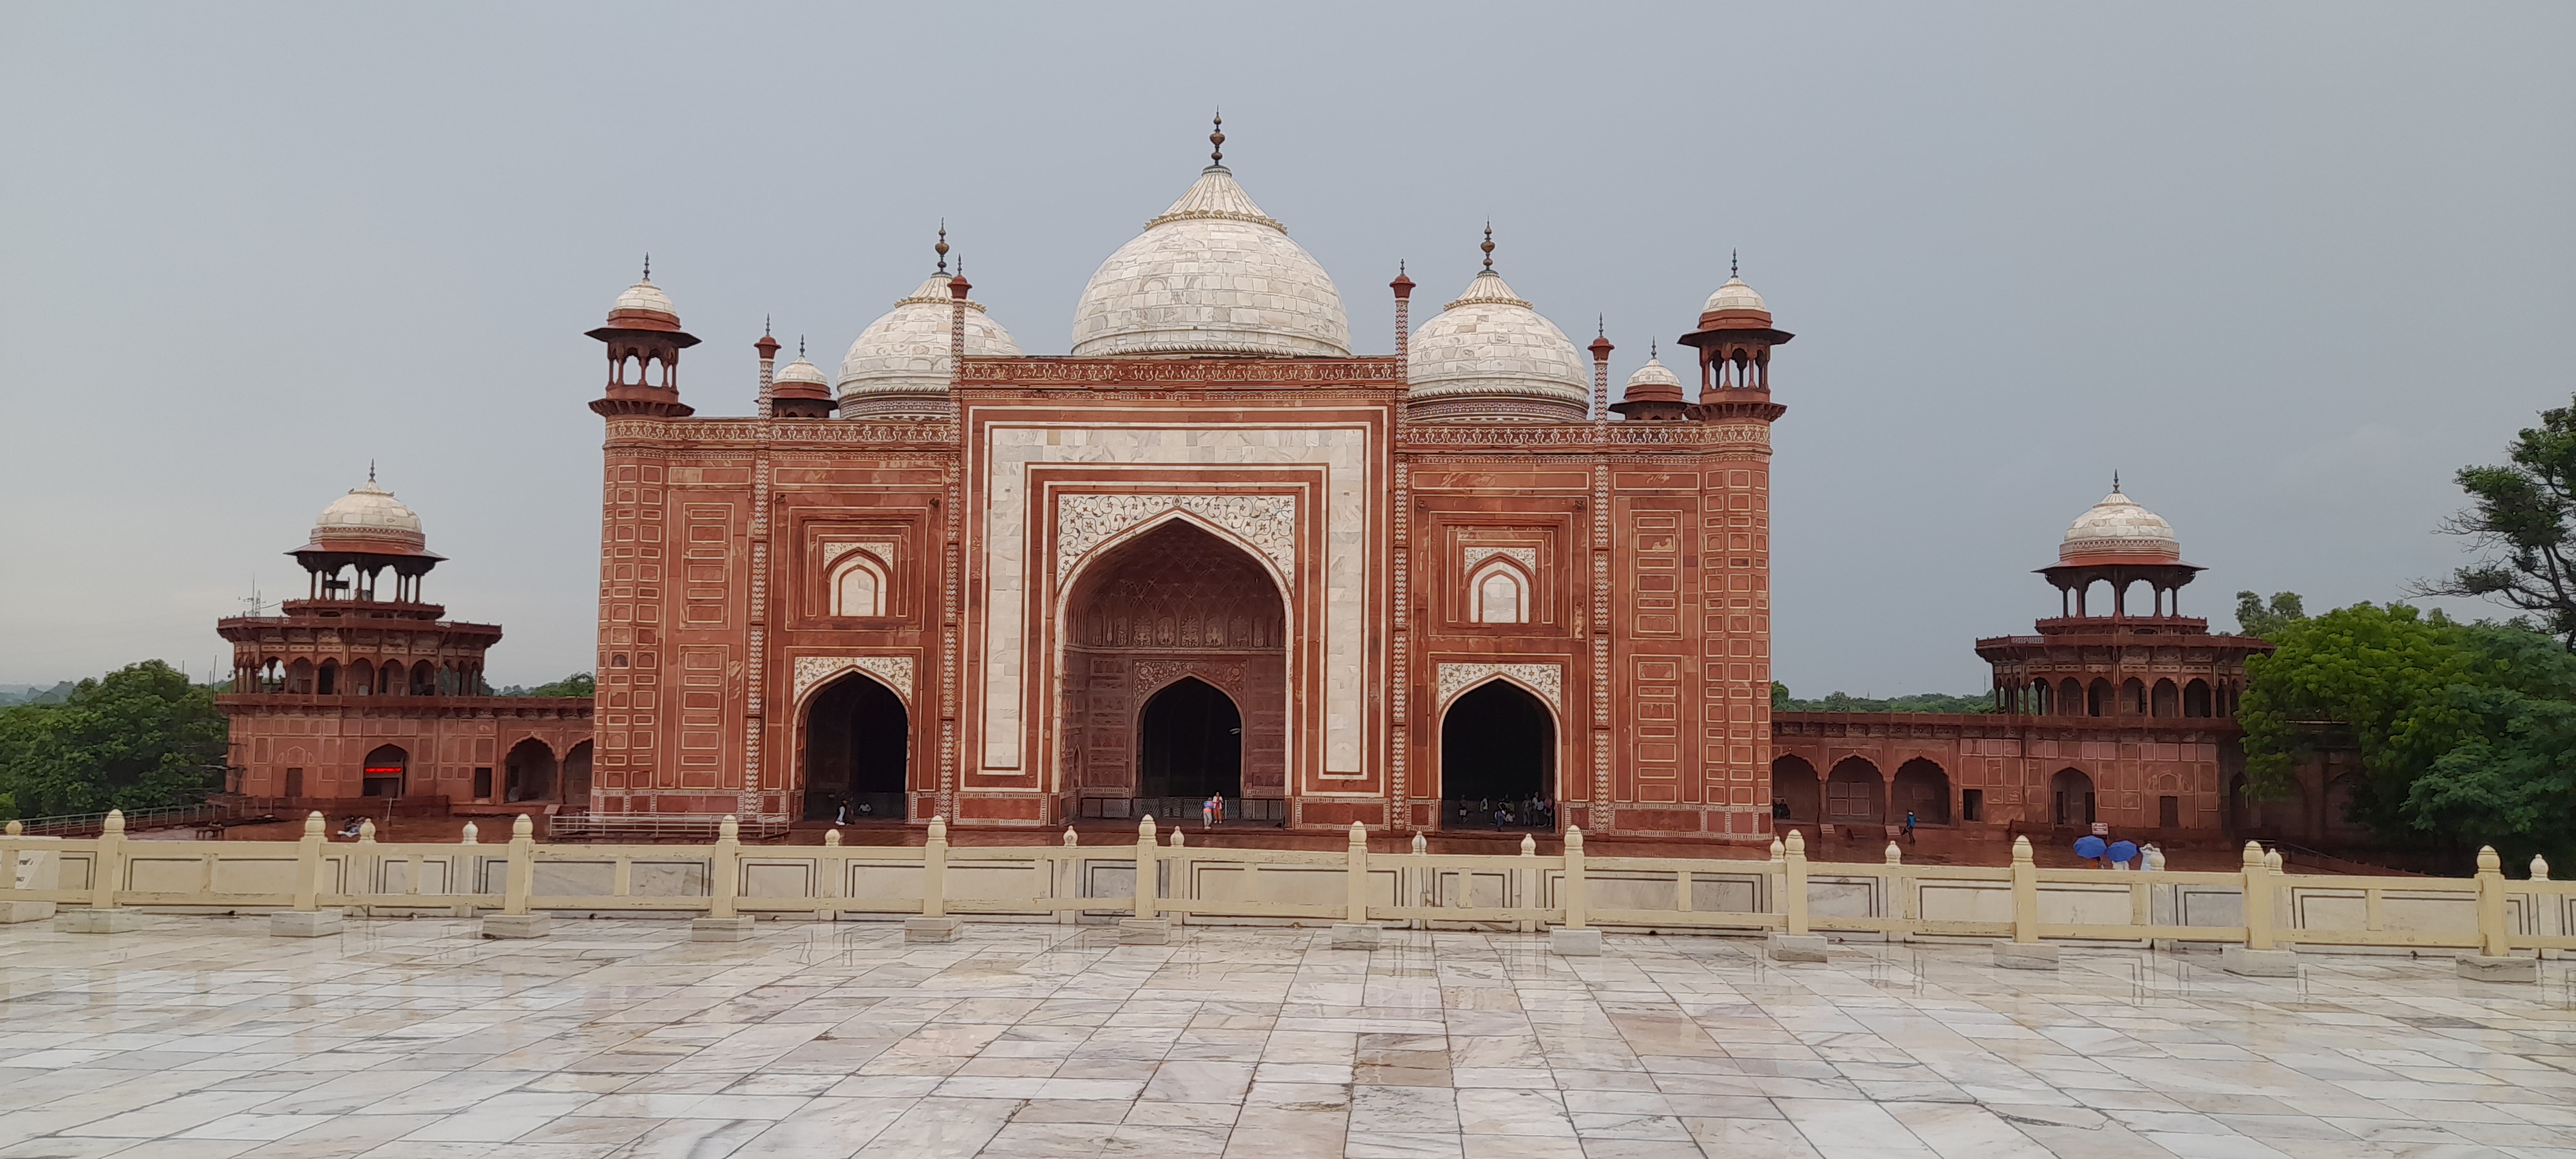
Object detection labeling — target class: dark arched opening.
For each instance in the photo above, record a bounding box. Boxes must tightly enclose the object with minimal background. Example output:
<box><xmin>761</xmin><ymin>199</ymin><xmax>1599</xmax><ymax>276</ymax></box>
<box><xmin>1138</xmin><ymin>677</ymin><xmax>1244</xmax><ymax>806</ymax></box>
<box><xmin>1441</xmin><ymin>680</ymin><xmax>1555</xmax><ymax>829</ymax></box>
<box><xmin>1826</xmin><ymin>757</ymin><xmax>1884</xmax><ymax>825</ymax></box>
<box><xmin>1771</xmin><ymin>755</ymin><xmax>1821</xmax><ymax>825</ymax></box>
<box><xmin>1893</xmin><ymin>758</ymin><xmax>1951</xmax><ymax>825</ymax></box>
<box><xmin>802</xmin><ymin>672</ymin><xmax>909</xmax><ymax>822</ymax></box>
<box><xmin>2183</xmin><ymin>679</ymin><xmax>2213</xmax><ymax>717</ymax></box>
<box><xmin>562</xmin><ymin>740</ymin><xmax>593</xmax><ymax>807</ymax></box>
<box><xmin>2152</xmin><ymin>679</ymin><xmax>2179</xmax><ymax>718</ymax></box>
<box><xmin>2050</xmin><ymin>768</ymin><xmax>2096</xmax><ymax>827</ymax></box>
<box><xmin>503</xmin><ymin>739</ymin><xmax>555</xmax><ymax>802</ymax></box>
<box><xmin>2086</xmin><ymin>679</ymin><xmax>2112</xmax><ymax>717</ymax></box>
<box><xmin>361</xmin><ymin>743</ymin><xmax>407</xmax><ymax>798</ymax></box>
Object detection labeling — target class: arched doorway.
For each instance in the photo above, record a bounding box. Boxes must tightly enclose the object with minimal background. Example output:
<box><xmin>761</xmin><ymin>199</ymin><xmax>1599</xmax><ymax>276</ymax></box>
<box><xmin>361</xmin><ymin>744</ymin><xmax>407</xmax><ymax>798</ymax></box>
<box><xmin>2050</xmin><ymin>768</ymin><xmax>2096</xmax><ymax>827</ymax></box>
<box><xmin>1892</xmin><ymin>758</ymin><xmax>1951</xmax><ymax>825</ymax></box>
<box><xmin>1826</xmin><ymin>757</ymin><xmax>1884</xmax><ymax>825</ymax></box>
<box><xmin>1137</xmin><ymin>677</ymin><xmax>1243</xmax><ymax>806</ymax></box>
<box><xmin>1059</xmin><ymin>520</ymin><xmax>1287</xmax><ymax>819</ymax></box>
<box><xmin>1439</xmin><ymin>680</ymin><xmax>1555</xmax><ymax>829</ymax></box>
<box><xmin>562</xmin><ymin>741</ymin><xmax>593</xmax><ymax>807</ymax></box>
<box><xmin>503</xmin><ymin>739</ymin><xmax>555</xmax><ymax>802</ymax></box>
<box><xmin>803</xmin><ymin>672</ymin><xmax>909</xmax><ymax>822</ymax></box>
<box><xmin>1771</xmin><ymin>755</ymin><xmax>1821</xmax><ymax>825</ymax></box>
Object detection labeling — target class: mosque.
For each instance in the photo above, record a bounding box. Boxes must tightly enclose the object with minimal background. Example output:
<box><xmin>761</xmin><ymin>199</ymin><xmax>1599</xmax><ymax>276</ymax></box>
<box><xmin>215</xmin><ymin>121</ymin><xmax>2274</xmax><ymax>842</ymax></box>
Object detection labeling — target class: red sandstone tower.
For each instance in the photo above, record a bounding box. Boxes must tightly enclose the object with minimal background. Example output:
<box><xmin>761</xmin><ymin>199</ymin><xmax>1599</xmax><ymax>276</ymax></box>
<box><xmin>216</xmin><ymin>476</ymin><xmax>591</xmax><ymax>809</ymax></box>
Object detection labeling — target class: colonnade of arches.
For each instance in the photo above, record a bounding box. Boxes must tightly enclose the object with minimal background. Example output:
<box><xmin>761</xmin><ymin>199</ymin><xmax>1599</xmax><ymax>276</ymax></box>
<box><xmin>245</xmin><ymin>655</ymin><xmax>487</xmax><ymax>697</ymax></box>
<box><xmin>1770</xmin><ymin>755</ymin><xmax>1953</xmax><ymax>827</ymax></box>
<box><xmin>1998</xmin><ymin>675</ymin><xmax>2240</xmax><ymax>719</ymax></box>
<box><xmin>303</xmin><ymin>561</ymin><xmax>428</xmax><ymax>603</ymax></box>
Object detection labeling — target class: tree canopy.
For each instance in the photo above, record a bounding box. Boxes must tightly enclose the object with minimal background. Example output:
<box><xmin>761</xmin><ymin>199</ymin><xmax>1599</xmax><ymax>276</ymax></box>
<box><xmin>2240</xmin><ymin>603</ymin><xmax>2576</xmax><ymax>865</ymax></box>
<box><xmin>2413</xmin><ymin>393</ymin><xmax>2576</xmax><ymax>648</ymax></box>
<box><xmin>0</xmin><ymin>661</ymin><xmax>226</xmax><ymax>820</ymax></box>
<box><xmin>1770</xmin><ymin>684</ymin><xmax>1994</xmax><ymax>714</ymax></box>
<box><xmin>498</xmin><ymin>673</ymin><xmax>594</xmax><ymax>698</ymax></box>
<box><xmin>2233</xmin><ymin>590</ymin><xmax>2307</xmax><ymax>639</ymax></box>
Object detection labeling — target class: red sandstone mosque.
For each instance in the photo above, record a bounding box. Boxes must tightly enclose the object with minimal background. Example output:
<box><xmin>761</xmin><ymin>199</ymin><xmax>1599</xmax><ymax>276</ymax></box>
<box><xmin>216</xmin><ymin>122</ymin><xmax>2278</xmax><ymax>842</ymax></box>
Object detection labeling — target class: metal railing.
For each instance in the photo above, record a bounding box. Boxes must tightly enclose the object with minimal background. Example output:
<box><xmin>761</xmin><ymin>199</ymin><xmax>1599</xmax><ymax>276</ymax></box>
<box><xmin>5</xmin><ymin>812</ymin><xmax>2569</xmax><ymax>966</ymax></box>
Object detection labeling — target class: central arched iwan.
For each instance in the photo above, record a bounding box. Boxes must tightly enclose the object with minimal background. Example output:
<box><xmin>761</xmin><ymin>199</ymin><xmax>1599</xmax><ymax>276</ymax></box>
<box><xmin>1059</xmin><ymin>520</ymin><xmax>1287</xmax><ymax>810</ymax></box>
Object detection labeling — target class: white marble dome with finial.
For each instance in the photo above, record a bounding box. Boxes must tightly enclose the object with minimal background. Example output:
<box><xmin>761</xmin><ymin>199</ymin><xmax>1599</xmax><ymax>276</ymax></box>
<box><xmin>1070</xmin><ymin>135</ymin><xmax>1349</xmax><ymax>358</ymax></box>
<box><xmin>1702</xmin><ymin>274</ymin><xmax>1766</xmax><ymax>317</ymax></box>
<box><xmin>1626</xmin><ymin>353</ymin><xmax>1681</xmax><ymax>391</ymax></box>
<box><xmin>1406</xmin><ymin>243</ymin><xmax>1589</xmax><ymax>420</ymax></box>
<box><xmin>837</xmin><ymin>272</ymin><xmax>1023</xmax><ymax>417</ymax></box>
<box><xmin>311</xmin><ymin>475</ymin><xmax>427</xmax><ymax>552</ymax></box>
<box><xmin>2061</xmin><ymin>488</ymin><xmax>2180</xmax><ymax>561</ymax></box>
<box><xmin>773</xmin><ymin>353</ymin><xmax>828</xmax><ymax>390</ymax></box>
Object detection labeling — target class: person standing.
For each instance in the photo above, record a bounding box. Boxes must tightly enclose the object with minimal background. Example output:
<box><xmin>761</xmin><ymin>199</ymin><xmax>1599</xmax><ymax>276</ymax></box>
<box><xmin>1202</xmin><ymin>795</ymin><xmax>1218</xmax><ymax>829</ymax></box>
<box><xmin>1903</xmin><ymin>810</ymin><xmax>1917</xmax><ymax>843</ymax></box>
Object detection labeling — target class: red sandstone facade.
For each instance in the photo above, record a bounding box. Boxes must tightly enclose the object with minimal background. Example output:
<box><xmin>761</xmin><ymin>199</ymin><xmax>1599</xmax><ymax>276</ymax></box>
<box><xmin>575</xmin><ymin>152</ymin><xmax>1793</xmax><ymax>838</ymax></box>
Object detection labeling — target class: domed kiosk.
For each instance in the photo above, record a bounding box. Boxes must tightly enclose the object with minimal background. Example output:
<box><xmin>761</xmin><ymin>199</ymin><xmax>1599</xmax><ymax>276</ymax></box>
<box><xmin>840</xmin><ymin>234</ymin><xmax>1023</xmax><ymax>419</ymax></box>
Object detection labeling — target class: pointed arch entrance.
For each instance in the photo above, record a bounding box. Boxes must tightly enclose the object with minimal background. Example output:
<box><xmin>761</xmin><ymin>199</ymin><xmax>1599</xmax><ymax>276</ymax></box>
<box><xmin>1439</xmin><ymin>679</ymin><xmax>1556</xmax><ymax>829</ymax></box>
<box><xmin>1060</xmin><ymin>520</ymin><xmax>1287</xmax><ymax>818</ymax></box>
<box><xmin>1137</xmin><ymin>677</ymin><xmax>1244</xmax><ymax>802</ymax></box>
<box><xmin>802</xmin><ymin>672</ymin><xmax>909</xmax><ymax>821</ymax></box>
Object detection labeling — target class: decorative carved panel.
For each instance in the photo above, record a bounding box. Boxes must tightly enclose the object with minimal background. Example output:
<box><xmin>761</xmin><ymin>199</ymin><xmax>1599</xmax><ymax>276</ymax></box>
<box><xmin>1056</xmin><ymin>494</ymin><xmax>1297</xmax><ymax>585</ymax></box>
<box><xmin>1436</xmin><ymin>661</ymin><xmax>1564</xmax><ymax>713</ymax></box>
<box><xmin>793</xmin><ymin>655</ymin><xmax>916</xmax><ymax>705</ymax></box>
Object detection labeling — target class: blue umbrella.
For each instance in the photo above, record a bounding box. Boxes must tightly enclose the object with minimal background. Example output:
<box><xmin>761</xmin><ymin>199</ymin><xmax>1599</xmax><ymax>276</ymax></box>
<box><xmin>2108</xmin><ymin>840</ymin><xmax>2139</xmax><ymax>865</ymax></box>
<box><xmin>2073</xmin><ymin>835</ymin><xmax>2107</xmax><ymax>860</ymax></box>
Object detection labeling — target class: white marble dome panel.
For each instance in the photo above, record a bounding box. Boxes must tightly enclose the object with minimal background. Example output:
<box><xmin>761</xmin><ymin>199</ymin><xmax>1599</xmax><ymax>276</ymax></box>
<box><xmin>613</xmin><ymin>279</ymin><xmax>677</xmax><ymax>319</ymax></box>
<box><xmin>837</xmin><ymin>275</ymin><xmax>1022</xmax><ymax>405</ymax></box>
<box><xmin>1406</xmin><ymin>269</ymin><xmax>1587</xmax><ymax>406</ymax></box>
<box><xmin>316</xmin><ymin>479</ymin><xmax>421</xmax><ymax>535</ymax></box>
<box><xmin>2061</xmin><ymin>490</ymin><xmax>2180</xmax><ymax>560</ymax></box>
<box><xmin>1702</xmin><ymin>274</ymin><xmax>1765</xmax><ymax>316</ymax></box>
<box><xmin>1070</xmin><ymin>167</ymin><xmax>1350</xmax><ymax>358</ymax></box>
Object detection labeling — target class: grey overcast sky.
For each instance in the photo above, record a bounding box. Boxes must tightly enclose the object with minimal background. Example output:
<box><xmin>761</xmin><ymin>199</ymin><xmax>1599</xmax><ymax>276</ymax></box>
<box><xmin>3</xmin><ymin>3</ymin><xmax>2571</xmax><ymax>693</ymax></box>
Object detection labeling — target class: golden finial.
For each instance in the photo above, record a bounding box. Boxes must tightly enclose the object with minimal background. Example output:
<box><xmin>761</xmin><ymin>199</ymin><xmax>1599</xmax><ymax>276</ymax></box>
<box><xmin>1480</xmin><ymin>223</ymin><xmax>1495</xmax><ymax>270</ymax></box>
<box><xmin>934</xmin><ymin>221</ymin><xmax>949</xmax><ymax>274</ymax></box>
<box><xmin>1209</xmin><ymin>110</ymin><xmax>1225</xmax><ymax>166</ymax></box>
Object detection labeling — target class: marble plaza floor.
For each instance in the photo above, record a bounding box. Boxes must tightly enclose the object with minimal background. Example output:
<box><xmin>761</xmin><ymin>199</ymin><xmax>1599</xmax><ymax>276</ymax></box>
<box><xmin>1</xmin><ymin>918</ymin><xmax>2573</xmax><ymax>1159</ymax></box>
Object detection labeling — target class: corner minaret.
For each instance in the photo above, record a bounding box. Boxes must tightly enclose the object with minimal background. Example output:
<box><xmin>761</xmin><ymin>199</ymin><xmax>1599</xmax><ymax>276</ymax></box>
<box><xmin>587</xmin><ymin>258</ymin><xmax>699</xmax><ymax>418</ymax></box>
<box><xmin>1676</xmin><ymin>254</ymin><xmax>1790</xmax><ymax>422</ymax></box>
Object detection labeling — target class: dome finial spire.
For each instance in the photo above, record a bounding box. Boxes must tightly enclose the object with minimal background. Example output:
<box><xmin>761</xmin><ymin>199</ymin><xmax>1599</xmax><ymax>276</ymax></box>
<box><xmin>798</xmin><ymin>335</ymin><xmax>806</xmax><ymax>360</ymax></box>
<box><xmin>2113</xmin><ymin>470</ymin><xmax>2121</xmax><ymax>494</ymax></box>
<box><xmin>642</xmin><ymin>252</ymin><xmax>650</xmax><ymax>281</ymax></box>
<box><xmin>1481</xmin><ymin>223</ymin><xmax>1495</xmax><ymax>270</ymax></box>
<box><xmin>1209</xmin><ymin>109</ymin><xmax>1224</xmax><ymax>167</ymax></box>
<box><xmin>763</xmin><ymin>314</ymin><xmax>772</xmax><ymax>337</ymax></box>
<box><xmin>1730</xmin><ymin>249</ymin><xmax>1738</xmax><ymax>278</ymax></box>
<box><xmin>368</xmin><ymin>459</ymin><xmax>375</xmax><ymax>485</ymax></box>
<box><xmin>934</xmin><ymin>221</ymin><xmax>949</xmax><ymax>274</ymax></box>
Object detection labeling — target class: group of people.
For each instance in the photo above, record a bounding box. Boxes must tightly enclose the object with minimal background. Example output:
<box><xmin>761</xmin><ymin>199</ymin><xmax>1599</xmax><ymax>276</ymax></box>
<box><xmin>1454</xmin><ymin>796</ymin><xmax>1554</xmax><ymax>829</ymax></box>
<box><xmin>1768</xmin><ymin>801</ymin><xmax>1924</xmax><ymax>843</ymax></box>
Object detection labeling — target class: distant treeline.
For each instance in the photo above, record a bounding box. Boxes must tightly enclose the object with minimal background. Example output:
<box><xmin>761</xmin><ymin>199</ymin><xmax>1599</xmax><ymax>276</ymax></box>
<box><xmin>1770</xmin><ymin>684</ymin><xmax>1994</xmax><ymax>714</ymax></box>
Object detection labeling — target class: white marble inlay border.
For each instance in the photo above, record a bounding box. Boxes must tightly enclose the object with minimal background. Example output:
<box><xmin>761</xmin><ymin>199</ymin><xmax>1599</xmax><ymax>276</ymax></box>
<box><xmin>1054</xmin><ymin>494</ymin><xmax>1297</xmax><ymax>584</ymax></box>
<box><xmin>793</xmin><ymin>655</ymin><xmax>916</xmax><ymax>704</ymax></box>
<box><xmin>1436</xmin><ymin>661</ymin><xmax>1564</xmax><ymax>713</ymax></box>
<box><xmin>980</xmin><ymin>422</ymin><xmax>1372</xmax><ymax>774</ymax></box>
<box><xmin>821</xmin><ymin>541</ymin><xmax>895</xmax><ymax>567</ymax></box>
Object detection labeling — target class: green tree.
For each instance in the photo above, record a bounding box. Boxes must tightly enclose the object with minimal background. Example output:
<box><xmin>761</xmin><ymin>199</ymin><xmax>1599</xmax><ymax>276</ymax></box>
<box><xmin>2233</xmin><ymin>590</ymin><xmax>2307</xmax><ymax>639</ymax></box>
<box><xmin>1770</xmin><ymin>682</ymin><xmax>1790</xmax><ymax>713</ymax></box>
<box><xmin>2412</xmin><ymin>394</ymin><xmax>2576</xmax><ymax>648</ymax></box>
<box><xmin>527</xmin><ymin>672</ymin><xmax>594</xmax><ymax>697</ymax></box>
<box><xmin>0</xmin><ymin>661</ymin><xmax>227</xmax><ymax>819</ymax></box>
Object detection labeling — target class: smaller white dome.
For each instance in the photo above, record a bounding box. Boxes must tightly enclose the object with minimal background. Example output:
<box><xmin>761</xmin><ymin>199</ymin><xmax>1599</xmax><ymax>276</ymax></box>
<box><xmin>1703</xmin><ymin>275</ymin><xmax>1765</xmax><ymax>316</ymax></box>
<box><xmin>613</xmin><ymin>278</ymin><xmax>677</xmax><ymax>319</ymax></box>
<box><xmin>317</xmin><ymin>478</ymin><xmax>421</xmax><ymax>534</ymax></box>
<box><xmin>1626</xmin><ymin>355</ymin><xmax>1681</xmax><ymax>390</ymax></box>
<box><xmin>1406</xmin><ymin>267</ymin><xmax>1589</xmax><ymax>419</ymax></box>
<box><xmin>838</xmin><ymin>274</ymin><xmax>1023</xmax><ymax>412</ymax></box>
<box><xmin>773</xmin><ymin>355</ymin><xmax>828</xmax><ymax>388</ymax></box>
<box><xmin>2061</xmin><ymin>489</ymin><xmax>2179</xmax><ymax>560</ymax></box>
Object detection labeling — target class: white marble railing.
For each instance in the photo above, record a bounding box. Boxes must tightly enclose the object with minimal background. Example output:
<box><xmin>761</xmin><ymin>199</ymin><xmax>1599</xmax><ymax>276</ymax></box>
<box><xmin>3</xmin><ymin>813</ymin><xmax>2569</xmax><ymax>978</ymax></box>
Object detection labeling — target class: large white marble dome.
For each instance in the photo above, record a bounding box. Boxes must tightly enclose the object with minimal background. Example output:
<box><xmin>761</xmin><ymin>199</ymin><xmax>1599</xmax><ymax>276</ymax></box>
<box><xmin>1406</xmin><ymin>261</ymin><xmax>1589</xmax><ymax>420</ymax></box>
<box><xmin>837</xmin><ymin>272</ymin><xmax>1022</xmax><ymax>416</ymax></box>
<box><xmin>1070</xmin><ymin>165</ymin><xmax>1350</xmax><ymax>357</ymax></box>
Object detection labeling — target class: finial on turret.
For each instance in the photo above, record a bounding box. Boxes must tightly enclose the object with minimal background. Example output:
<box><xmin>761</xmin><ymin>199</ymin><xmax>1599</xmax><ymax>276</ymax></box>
<box><xmin>642</xmin><ymin>252</ymin><xmax>650</xmax><ymax>281</ymax></box>
<box><xmin>934</xmin><ymin>221</ymin><xmax>949</xmax><ymax>273</ymax></box>
<box><xmin>368</xmin><ymin>459</ymin><xmax>375</xmax><ymax>485</ymax></box>
<box><xmin>2113</xmin><ymin>470</ymin><xmax>2121</xmax><ymax>493</ymax></box>
<box><xmin>763</xmin><ymin>314</ymin><xmax>772</xmax><ymax>337</ymax></box>
<box><xmin>798</xmin><ymin>335</ymin><xmax>806</xmax><ymax>359</ymax></box>
<box><xmin>1730</xmin><ymin>249</ymin><xmax>1738</xmax><ymax>278</ymax></box>
<box><xmin>1481</xmin><ymin>223</ymin><xmax>1495</xmax><ymax>270</ymax></box>
<box><xmin>1650</xmin><ymin>339</ymin><xmax>1659</xmax><ymax>360</ymax></box>
<box><xmin>1209</xmin><ymin>110</ymin><xmax>1224</xmax><ymax>166</ymax></box>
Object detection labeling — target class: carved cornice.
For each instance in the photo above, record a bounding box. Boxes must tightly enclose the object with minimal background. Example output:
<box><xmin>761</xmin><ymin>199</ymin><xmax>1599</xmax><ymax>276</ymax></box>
<box><xmin>960</xmin><ymin>356</ymin><xmax>1405</xmax><ymax>386</ymax></box>
<box><xmin>604</xmin><ymin>417</ymin><xmax>960</xmax><ymax>448</ymax></box>
<box><xmin>1399</xmin><ymin>422</ymin><xmax>1770</xmax><ymax>449</ymax></box>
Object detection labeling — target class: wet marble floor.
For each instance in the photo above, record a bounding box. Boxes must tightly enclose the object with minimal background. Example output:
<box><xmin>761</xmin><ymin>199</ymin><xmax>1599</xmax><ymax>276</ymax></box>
<box><xmin>1</xmin><ymin>916</ymin><xmax>2572</xmax><ymax>1158</ymax></box>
